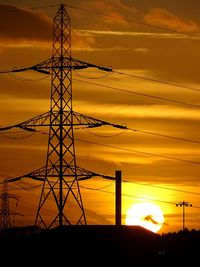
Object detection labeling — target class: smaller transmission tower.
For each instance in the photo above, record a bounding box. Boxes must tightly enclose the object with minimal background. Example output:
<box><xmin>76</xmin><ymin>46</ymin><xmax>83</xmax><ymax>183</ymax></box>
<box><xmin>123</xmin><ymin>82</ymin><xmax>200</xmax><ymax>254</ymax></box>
<box><xmin>176</xmin><ymin>201</ymin><xmax>192</xmax><ymax>231</ymax></box>
<box><xmin>0</xmin><ymin>179</ymin><xmax>20</xmax><ymax>230</ymax></box>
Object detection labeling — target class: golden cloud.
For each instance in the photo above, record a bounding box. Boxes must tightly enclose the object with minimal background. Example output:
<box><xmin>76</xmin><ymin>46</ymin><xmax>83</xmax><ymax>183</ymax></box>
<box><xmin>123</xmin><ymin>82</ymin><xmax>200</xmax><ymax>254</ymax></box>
<box><xmin>0</xmin><ymin>4</ymin><xmax>95</xmax><ymax>50</ymax></box>
<box><xmin>144</xmin><ymin>8</ymin><xmax>200</xmax><ymax>33</ymax></box>
<box><xmin>72</xmin><ymin>30</ymin><xmax>96</xmax><ymax>51</ymax></box>
<box><xmin>0</xmin><ymin>4</ymin><xmax>52</xmax><ymax>41</ymax></box>
<box><xmin>76</xmin><ymin>29</ymin><xmax>199</xmax><ymax>40</ymax></box>
<box><xmin>70</xmin><ymin>0</ymin><xmax>138</xmax><ymax>30</ymax></box>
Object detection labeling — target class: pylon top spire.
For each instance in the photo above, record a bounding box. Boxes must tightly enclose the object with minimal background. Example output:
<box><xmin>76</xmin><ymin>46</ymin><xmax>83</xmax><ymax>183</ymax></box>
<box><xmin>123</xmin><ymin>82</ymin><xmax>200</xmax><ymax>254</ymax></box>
<box><xmin>52</xmin><ymin>3</ymin><xmax>71</xmax><ymax>61</ymax></box>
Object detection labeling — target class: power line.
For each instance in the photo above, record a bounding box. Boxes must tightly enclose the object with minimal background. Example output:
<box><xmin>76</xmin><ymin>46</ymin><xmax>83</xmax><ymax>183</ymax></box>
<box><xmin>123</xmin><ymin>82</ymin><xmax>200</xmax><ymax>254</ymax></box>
<box><xmin>75</xmin><ymin>71</ymin><xmax>112</xmax><ymax>80</ymax></box>
<box><xmin>85</xmin><ymin>127</ymin><xmax>127</xmax><ymax>138</ymax></box>
<box><xmin>75</xmin><ymin>78</ymin><xmax>200</xmax><ymax>108</ymax></box>
<box><xmin>82</xmin><ymin>175</ymin><xmax>200</xmax><ymax>197</ymax></box>
<box><xmin>122</xmin><ymin>180</ymin><xmax>200</xmax><ymax>196</ymax></box>
<box><xmin>113</xmin><ymin>70</ymin><xmax>200</xmax><ymax>93</ymax></box>
<box><xmin>1</xmin><ymin>58</ymin><xmax>200</xmax><ymax>99</ymax></box>
<box><xmin>0</xmin><ymin>132</ymin><xmax>35</xmax><ymax>140</ymax></box>
<box><xmin>68</xmin><ymin>4</ymin><xmax>200</xmax><ymax>99</ymax></box>
<box><xmin>9</xmin><ymin>71</ymin><xmax>199</xmax><ymax>146</ymax></box>
<box><xmin>1</xmin><ymin>108</ymin><xmax>200</xmax><ymax>146</ymax></box>
<box><xmin>4</xmin><ymin>2</ymin><xmax>196</xmax><ymax>40</ymax></box>
<box><xmin>2</xmin><ymin>59</ymin><xmax>200</xmax><ymax>96</ymax></box>
<box><xmin>126</xmin><ymin>128</ymin><xmax>200</xmax><ymax>145</ymax></box>
<box><xmin>80</xmin><ymin>150</ymin><xmax>200</xmax><ymax>198</ymax></box>
<box><xmin>77</xmin><ymin>138</ymin><xmax>200</xmax><ymax>165</ymax></box>
<box><xmin>29</xmin><ymin>4</ymin><xmax>57</xmax><ymax>10</ymax></box>
<box><xmin>82</xmin><ymin>186</ymin><xmax>200</xmax><ymax>209</ymax></box>
<box><xmin>81</xmin><ymin>181</ymin><xmax>114</xmax><ymax>191</ymax></box>
<box><xmin>9</xmin><ymin>72</ymin><xmax>49</xmax><ymax>82</ymax></box>
<box><xmin>85</xmin><ymin>125</ymin><xmax>200</xmax><ymax>145</ymax></box>
<box><xmin>2</xmin><ymin>125</ymin><xmax>200</xmax><ymax>164</ymax></box>
<box><xmin>6</xmin><ymin>66</ymin><xmax>200</xmax><ymax>102</ymax></box>
<box><xmin>78</xmin><ymin>154</ymin><xmax>200</xmax><ymax>197</ymax></box>
<box><xmin>122</xmin><ymin>193</ymin><xmax>176</xmax><ymax>205</ymax></box>
<box><xmin>81</xmin><ymin>186</ymin><xmax>177</xmax><ymax>205</ymax></box>
<box><xmin>65</xmin><ymin>4</ymin><xmax>200</xmax><ymax>38</ymax></box>
<box><xmin>191</xmin><ymin>205</ymin><xmax>200</xmax><ymax>209</ymax></box>
<box><xmin>0</xmin><ymin>184</ymin><xmax>41</xmax><ymax>192</ymax></box>
<box><xmin>3</xmin><ymin>63</ymin><xmax>200</xmax><ymax>96</ymax></box>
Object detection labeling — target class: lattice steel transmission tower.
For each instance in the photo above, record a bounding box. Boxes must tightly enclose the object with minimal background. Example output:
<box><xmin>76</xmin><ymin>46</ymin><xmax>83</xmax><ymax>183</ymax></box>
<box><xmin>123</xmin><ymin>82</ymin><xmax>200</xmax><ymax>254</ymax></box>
<box><xmin>0</xmin><ymin>4</ymin><xmax>124</xmax><ymax>229</ymax></box>
<box><xmin>0</xmin><ymin>180</ymin><xmax>19</xmax><ymax>230</ymax></box>
<box><xmin>36</xmin><ymin>4</ymin><xmax>87</xmax><ymax>228</ymax></box>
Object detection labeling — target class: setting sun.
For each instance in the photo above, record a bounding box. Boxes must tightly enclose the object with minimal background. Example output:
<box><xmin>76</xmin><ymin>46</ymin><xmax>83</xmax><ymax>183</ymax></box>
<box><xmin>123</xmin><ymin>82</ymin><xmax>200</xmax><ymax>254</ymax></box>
<box><xmin>125</xmin><ymin>202</ymin><xmax>164</xmax><ymax>233</ymax></box>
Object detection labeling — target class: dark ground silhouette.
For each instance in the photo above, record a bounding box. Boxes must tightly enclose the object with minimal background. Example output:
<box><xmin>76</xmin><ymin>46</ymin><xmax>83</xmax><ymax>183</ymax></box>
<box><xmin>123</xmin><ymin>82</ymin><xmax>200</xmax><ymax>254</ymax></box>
<box><xmin>0</xmin><ymin>225</ymin><xmax>199</xmax><ymax>266</ymax></box>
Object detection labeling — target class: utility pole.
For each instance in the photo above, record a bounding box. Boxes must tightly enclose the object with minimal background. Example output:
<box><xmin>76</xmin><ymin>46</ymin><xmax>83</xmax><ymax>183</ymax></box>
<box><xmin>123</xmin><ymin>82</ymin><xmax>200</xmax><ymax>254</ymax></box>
<box><xmin>0</xmin><ymin>4</ymin><xmax>125</xmax><ymax>229</ymax></box>
<box><xmin>176</xmin><ymin>201</ymin><xmax>192</xmax><ymax>231</ymax></box>
<box><xmin>0</xmin><ymin>179</ymin><xmax>19</xmax><ymax>230</ymax></box>
<box><xmin>115</xmin><ymin>170</ymin><xmax>122</xmax><ymax>226</ymax></box>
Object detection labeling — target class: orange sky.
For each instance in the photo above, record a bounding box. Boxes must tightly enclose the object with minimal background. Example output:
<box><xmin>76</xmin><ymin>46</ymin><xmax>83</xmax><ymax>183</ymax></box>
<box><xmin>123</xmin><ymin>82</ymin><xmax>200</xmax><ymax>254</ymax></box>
<box><xmin>0</xmin><ymin>0</ymin><xmax>200</xmax><ymax>233</ymax></box>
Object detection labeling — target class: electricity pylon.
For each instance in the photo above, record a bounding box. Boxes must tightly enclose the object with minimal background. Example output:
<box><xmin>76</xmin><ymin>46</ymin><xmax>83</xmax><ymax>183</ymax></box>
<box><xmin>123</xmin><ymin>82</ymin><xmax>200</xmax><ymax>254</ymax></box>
<box><xmin>0</xmin><ymin>179</ymin><xmax>19</xmax><ymax>230</ymax></box>
<box><xmin>35</xmin><ymin>3</ymin><xmax>89</xmax><ymax>228</ymax></box>
<box><xmin>0</xmin><ymin>4</ymin><xmax>123</xmax><ymax>229</ymax></box>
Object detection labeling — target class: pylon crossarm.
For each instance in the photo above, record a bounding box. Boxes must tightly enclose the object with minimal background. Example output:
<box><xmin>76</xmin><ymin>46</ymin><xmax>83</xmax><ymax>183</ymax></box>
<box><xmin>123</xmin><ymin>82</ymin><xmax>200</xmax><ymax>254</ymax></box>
<box><xmin>0</xmin><ymin>191</ymin><xmax>19</xmax><ymax>200</ymax></box>
<box><xmin>0</xmin><ymin>58</ymin><xmax>53</xmax><ymax>74</ymax></box>
<box><xmin>0</xmin><ymin>167</ymin><xmax>46</xmax><ymax>185</ymax></box>
<box><xmin>0</xmin><ymin>110</ymin><xmax>127</xmax><ymax>132</ymax></box>
<box><xmin>0</xmin><ymin>111</ymin><xmax>51</xmax><ymax>132</ymax></box>
<box><xmin>0</xmin><ymin>165</ymin><xmax>110</xmax><ymax>187</ymax></box>
<box><xmin>31</xmin><ymin>57</ymin><xmax>112</xmax><ymax>73</ymax></box>
<box><xmin>3</xmin><ymin>194</ymin><xmax>19</xmax><ymax>200</ymax></box>
<box><xmin>0</xmin><ymin>57</ymin><xmax>112</xmax><ymax>75</ymax></box>
<box><xmin>72</xmin><ymin>111</ymin><xmax>127</xmax><ymax>129</ymax></box>
<box><xmin>73</xmin><ymin>166</ymin><xmax>99</xmax><ymax>180</ymax></box>
<box><xmin>0</xmin><ymin>176</ymin><xmax>45</xmax><ymax>185</ymax></box>
<box><xmin>100</xmin><ymin>175</ymin><xmax>116</xmax><ymax>180</ymax></box>
<box><xmin>0</xmin><ymin>211</ymin><xmax>24</xmax><ymax>216</ymax></box>
<box><xmin>74</xmin><ymin>166</ymin><xmax>115</xmax><ymax>181</ymax></box>
<box><xmin>70</xmin><ymin>57</ymin><xmax>112</xmax><ymax>72</ymax></box>
<box><xmin>0</xmin><ymin>177</ymin><xmax>23</xmax><ymax>184</ymax></box>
